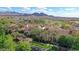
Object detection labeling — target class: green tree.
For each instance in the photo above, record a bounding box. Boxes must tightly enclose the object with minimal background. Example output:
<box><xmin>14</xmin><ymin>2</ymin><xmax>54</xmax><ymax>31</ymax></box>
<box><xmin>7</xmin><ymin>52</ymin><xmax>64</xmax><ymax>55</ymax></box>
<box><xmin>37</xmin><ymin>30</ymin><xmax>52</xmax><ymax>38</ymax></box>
<box><xmin>3</xmin><ymin>34</ymin><xmax>16</xmax><ymax>51</ymax></box>
<box><xmin>0</xmin><ymin>34</ymin><xmax>16</xmax><ymax>51</ymax></box>
<box><xmin>72</xmin><ymin>36</ymin><xmax>79</xmax><ymax>50</ymax></box>
<box><xmin>58</xmin><ymin>35</ymin><xmax>74</xmax><ymax>48</ymax></box>
<box><xmin>0</xmin><ymin>23</ymin><xmax>16</xmax><ymax>51</ymax></box>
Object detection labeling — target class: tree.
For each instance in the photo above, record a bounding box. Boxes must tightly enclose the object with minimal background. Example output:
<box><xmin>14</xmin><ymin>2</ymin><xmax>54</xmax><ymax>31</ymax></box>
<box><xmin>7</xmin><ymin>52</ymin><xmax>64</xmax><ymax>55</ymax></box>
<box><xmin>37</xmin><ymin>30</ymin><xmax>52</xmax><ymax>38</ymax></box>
<box><xmin>0</xmin><ymin>23</ymin><xmax>16</xmax><ymax>51</ymax></box>
<box><xmin>0</xmin><ymin>33</ymin><xmax>16</xmax><ymax>51</ymax></box>
<box><xmin>72</xmin><ymin>36</ymin><xmax>79</xmax><ymax>50</ymax></box>
<box><xmin>3</xmin><ymin>34</ymin><xmax>16</xmax><ymax>51</ymax></box>
<box><xmin>58</xmin><ymin>35</ymin><xmax>74</xmax><ymax>48</ymax></box>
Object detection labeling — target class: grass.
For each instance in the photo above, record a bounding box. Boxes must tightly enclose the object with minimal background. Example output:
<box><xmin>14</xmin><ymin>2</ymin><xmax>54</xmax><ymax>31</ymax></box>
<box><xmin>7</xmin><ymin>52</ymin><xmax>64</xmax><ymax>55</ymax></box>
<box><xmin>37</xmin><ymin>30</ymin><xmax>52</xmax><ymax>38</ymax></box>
<box><xmin>32</xmin><ymin>41</ymin><xmax>55</xmax><ymax>50</ymax></box>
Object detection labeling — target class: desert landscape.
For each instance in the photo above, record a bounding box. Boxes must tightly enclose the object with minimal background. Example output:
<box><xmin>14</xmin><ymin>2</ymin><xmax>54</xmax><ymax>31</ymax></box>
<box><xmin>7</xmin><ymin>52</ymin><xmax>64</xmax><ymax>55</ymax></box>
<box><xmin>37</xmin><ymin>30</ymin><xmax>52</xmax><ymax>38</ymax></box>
<box><xmin>0</xmin><ymin>7</ymin><xmax>79</xmax><ymax>51</ymax></box>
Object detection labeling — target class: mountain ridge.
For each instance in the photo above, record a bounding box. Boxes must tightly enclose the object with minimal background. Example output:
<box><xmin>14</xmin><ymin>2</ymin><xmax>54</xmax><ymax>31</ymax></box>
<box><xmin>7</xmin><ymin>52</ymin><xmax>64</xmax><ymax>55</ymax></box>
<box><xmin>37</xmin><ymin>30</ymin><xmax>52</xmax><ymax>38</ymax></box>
<box><xmin>0</xmin><ymin>12</ymin><xmax>79</xmax><ymax>20</ymax></box>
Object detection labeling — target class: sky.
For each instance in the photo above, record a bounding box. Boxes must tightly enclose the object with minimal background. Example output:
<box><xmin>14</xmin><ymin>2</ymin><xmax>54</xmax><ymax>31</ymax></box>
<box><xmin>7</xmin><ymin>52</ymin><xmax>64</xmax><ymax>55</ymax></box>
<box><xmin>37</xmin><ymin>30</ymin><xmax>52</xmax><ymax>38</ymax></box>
<box><xmin>0</xmin><ymin>7</ymin><xmax>79</xmax><ymax>17</ymax></box>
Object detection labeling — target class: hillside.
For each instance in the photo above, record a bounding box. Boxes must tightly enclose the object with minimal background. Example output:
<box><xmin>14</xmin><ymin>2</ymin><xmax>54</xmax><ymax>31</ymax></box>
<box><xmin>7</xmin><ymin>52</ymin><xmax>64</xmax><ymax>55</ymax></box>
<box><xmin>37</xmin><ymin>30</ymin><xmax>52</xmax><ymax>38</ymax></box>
<box><xmin>0</xmin><ymin>14</ymin><xmax>79</xmax><ymax>51</ymax></box>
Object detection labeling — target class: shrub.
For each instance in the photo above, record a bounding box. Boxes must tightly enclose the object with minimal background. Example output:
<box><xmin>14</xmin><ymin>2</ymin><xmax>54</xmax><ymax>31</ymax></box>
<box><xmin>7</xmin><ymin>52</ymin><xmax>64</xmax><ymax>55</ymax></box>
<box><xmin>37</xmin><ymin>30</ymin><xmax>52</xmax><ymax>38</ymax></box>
<box><xmin>72</xmin><ymin>36</ymin><xmax>79</xmax><ymax>50</ymax></box>
<box><xmin>16</xmin><ymin>41</ymin><xmax>31</xmax><ymax>51</ymax></box>
<box><xmin>0</xmin><ymin>34</ymin><xmax>16</xmax><ymax>51</ymax></box>
<box><xmin>3</xmin><ymin>34</ymin><xmax>16</xmax><ymax>51</ymax></box>
<box><xmin>58</xmin><ymin>35</ymin><xmax>74</xmax><ymax>48</ymax></box>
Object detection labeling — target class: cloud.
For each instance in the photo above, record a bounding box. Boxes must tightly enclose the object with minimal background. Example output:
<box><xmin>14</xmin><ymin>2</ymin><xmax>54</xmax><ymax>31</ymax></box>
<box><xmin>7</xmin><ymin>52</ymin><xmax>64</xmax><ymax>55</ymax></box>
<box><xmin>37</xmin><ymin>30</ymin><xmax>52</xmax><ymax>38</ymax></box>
<box><xmin>62</xmin><ymin>12</ymin><xmax>79</xmax><ymax>17</ymax></box>
<box><xmin>37</xmin><ymin>7</ymin><xmax>47</xmax><ymax>10</ymax></box>
<box><xmin>20</xmin><ymin>7</ymin><xmax>30</xmax><ymax>11</ymax></box>
<box><xmin>20</xmin><ymin>7</ymin><xmax>79</xmax><ymax>17</ymax></box>
<box><xmin>22</xmin><ymin>7</ymin><xmax>31</xmax><ymax>10</ymax></box>
<box><xmin>52</xmin><ymin>11</ymin><xmax>79</xmax><ymax>17</ymax></box>
<box><xmin>63</xmin><ymin>8</ymin><xmax>77</xmax><ymax>12</ymax></box>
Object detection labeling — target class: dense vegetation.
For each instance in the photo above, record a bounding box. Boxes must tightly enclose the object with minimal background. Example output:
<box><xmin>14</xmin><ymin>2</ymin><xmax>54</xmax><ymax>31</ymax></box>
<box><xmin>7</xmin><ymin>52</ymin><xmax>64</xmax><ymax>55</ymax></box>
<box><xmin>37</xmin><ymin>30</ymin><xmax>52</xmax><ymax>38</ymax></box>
<box><xmin>0</xmin><ymin>16</ymin><xmax>79</xmax><ymax>51</ymax></box>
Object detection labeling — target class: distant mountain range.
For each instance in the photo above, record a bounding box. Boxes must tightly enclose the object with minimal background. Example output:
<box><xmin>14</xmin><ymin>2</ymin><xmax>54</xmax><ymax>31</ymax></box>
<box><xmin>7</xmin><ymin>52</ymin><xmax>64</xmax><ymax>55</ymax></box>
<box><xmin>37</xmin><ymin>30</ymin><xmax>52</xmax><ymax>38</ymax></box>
<box><xmin>0</xmin><ymin>12</ymin><xmax>79</xmax><ymax>20</ymax></box>
<box><xmin>0</xmin><ymin>12</ymin><xmax>48</xmax><ymax>16</ymax></box>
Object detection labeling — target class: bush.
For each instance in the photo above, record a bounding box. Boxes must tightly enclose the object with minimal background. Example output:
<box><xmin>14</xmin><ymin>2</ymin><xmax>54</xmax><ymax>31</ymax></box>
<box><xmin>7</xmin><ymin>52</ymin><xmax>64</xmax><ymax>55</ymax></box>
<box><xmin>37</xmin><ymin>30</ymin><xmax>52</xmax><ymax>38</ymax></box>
<box><xmin>29</xmin><ymin>28</ymin><xmax>43</xmax><ymax>42</ymax></box>
<box><xmin>58</xmin><ymin>35</ymin><xmax>74</xmax><ymax>48</ymax></box>
<box><xmin>3</xmin><ymin>34</ymin><xmax>16</xmax><ymax>51</ymax></box>
<box><xmin>72</xmin><ymin>36</ymin><xmax>79</xmax><ymax>50</ymax></box>
<box><xmin>61</xmin><ymin>23</ymin><xmax>70</xmax><ymax>29</ymax></box>
<box><xmin>0</xmin><ymin>34</ymin><xmax>16</xmax><ymax>51</ymax></box>
<box><xmin>16</xmin><ymin>41</ymin><xmax>31</xmax><ymax>51</ymax></box>
<box><xmin>0</xmin><ymin>23</ymin><xmax>16</xmax><ymax>50</ymax></box>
